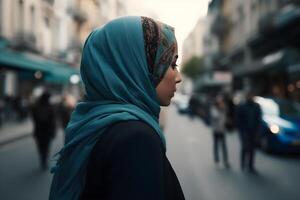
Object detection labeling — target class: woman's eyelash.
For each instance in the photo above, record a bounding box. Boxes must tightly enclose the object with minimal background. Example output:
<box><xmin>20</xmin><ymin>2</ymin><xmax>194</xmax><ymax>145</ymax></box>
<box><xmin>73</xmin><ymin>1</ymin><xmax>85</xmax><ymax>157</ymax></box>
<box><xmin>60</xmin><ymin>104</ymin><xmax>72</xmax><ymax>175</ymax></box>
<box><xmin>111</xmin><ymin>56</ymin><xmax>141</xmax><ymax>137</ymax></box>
<box><xmin>171</xmin><ymin>64</ymin><xmax>178</xmax><ymax>69</ymax></box>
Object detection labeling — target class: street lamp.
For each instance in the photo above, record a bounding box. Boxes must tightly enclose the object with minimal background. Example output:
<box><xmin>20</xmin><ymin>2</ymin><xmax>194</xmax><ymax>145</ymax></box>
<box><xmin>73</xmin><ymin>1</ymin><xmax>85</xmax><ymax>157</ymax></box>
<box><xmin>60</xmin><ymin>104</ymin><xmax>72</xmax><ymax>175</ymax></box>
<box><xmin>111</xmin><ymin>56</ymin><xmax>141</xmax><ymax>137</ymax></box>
<box><xmin>70</xmin><ymin>74</ymin><xmax>80</xmax><ymax>84</ymax></box>
<box><xmin>34</xmin><ymin>71</ymin><xmax>42</xmax><ymax>79</ymax></box>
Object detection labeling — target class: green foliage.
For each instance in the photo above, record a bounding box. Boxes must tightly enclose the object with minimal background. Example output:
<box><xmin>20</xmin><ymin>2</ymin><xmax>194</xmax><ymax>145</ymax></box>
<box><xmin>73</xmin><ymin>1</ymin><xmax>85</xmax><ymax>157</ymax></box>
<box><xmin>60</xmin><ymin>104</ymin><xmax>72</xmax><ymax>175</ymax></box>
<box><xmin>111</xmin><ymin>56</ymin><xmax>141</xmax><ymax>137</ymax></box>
<box><xmin>181</xmin><ymin>56</ymin><xmax>205</xmax><ymax>80</ymax></box>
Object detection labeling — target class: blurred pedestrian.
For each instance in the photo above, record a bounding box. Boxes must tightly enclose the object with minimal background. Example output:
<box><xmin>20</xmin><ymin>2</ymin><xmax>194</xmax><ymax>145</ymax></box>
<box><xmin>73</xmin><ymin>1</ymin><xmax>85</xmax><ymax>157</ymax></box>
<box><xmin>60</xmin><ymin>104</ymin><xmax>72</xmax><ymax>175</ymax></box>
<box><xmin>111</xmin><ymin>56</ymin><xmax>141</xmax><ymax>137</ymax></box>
<box><xmin>210</xmin><ymin>95</ymin><xmax>230</xmax><ymax>168</ymax></box>
<box><xmin>31</xmin><ymin>91</ymin><xmax>56</xmax><ymax>170</ymax></box>
<box><xmin>59</xmin><ymin>93</ymin><xmax>76</xmax><ymax>129</ymax></box>
<box><xmin>236</xmin><ymin>90</ymin><xmax>262</xmax><ymax>173</ymax></box>
<box><xmin>224</xmin><ymin>92</ymin><xmax>235</xmax><ymax>132</ymax></box>
<box><xmin>49</xmin><ymin>16</ymin><xmax>185</xmax><ymax>200</ymax></box>
<box><xmin>203</xmin><ymin>93</ymin><xmax>213</xmax><ymax>126</ymax></box>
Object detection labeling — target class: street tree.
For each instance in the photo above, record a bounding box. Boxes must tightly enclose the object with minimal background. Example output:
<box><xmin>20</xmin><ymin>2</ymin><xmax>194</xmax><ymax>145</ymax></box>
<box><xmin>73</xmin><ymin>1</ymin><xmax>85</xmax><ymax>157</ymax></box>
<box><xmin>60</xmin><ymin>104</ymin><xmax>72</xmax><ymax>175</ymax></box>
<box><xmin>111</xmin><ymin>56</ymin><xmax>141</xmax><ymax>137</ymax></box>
<box><xmin>181</xmin><ymin>56</ymin><xmax>205</xmax><ymax>80</ymax></box>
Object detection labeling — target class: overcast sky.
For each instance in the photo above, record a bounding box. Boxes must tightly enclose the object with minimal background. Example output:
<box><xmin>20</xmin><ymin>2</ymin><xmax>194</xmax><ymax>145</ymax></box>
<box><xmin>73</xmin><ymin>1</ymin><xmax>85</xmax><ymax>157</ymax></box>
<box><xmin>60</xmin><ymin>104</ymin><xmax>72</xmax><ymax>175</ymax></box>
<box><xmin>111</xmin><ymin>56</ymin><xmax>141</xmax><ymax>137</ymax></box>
<box><xmin>125</xmin><ymin>0</ymin><xmax>210</xmax><ymax>63</ymax></box>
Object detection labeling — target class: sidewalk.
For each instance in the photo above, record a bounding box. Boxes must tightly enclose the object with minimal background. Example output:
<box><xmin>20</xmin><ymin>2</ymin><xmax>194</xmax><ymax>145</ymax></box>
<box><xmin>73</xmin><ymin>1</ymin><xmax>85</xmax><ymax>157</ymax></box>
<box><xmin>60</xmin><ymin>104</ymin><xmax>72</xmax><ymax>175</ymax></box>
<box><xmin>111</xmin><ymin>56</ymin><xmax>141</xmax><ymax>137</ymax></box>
<box><xmin>0</xmin><ymin>119</ymin><xmax>33</xmax><ymax>146</ymax></box>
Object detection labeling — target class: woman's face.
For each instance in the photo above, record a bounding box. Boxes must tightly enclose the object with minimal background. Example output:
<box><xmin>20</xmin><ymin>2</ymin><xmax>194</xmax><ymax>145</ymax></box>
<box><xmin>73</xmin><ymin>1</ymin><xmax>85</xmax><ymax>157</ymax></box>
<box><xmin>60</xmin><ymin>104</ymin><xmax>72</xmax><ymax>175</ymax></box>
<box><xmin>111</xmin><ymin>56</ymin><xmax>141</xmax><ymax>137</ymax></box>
<box><xmin>156</xmin><ymin>44</ymin><xmax>182</xmax><ymax>106</ymax></box>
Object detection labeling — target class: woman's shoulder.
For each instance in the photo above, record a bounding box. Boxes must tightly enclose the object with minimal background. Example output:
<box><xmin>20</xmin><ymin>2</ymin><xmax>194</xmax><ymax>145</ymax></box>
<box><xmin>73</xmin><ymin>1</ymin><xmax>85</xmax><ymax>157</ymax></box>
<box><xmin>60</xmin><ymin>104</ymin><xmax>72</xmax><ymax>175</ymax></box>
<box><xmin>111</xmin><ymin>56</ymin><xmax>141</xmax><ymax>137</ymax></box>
<box><xmin>108</xmin><ymin>120</ymin><xmax>161</xmax><ymax>143</ymax></box>
<box><xmin>96</xmin><ymin>120</ymin><xmax>164</xmax><ymax>153</ymax></box>
<box><xmin>108</xmin><ymin>120</ymin><xmax>155</xmax><ymax>133</ymax></box>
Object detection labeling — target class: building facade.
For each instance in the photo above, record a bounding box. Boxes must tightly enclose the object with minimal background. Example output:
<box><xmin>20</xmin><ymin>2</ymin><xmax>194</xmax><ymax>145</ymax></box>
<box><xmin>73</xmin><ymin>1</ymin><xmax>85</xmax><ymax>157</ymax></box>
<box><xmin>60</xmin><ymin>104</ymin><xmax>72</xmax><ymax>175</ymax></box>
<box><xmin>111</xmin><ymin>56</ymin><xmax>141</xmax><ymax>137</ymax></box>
<box><xmin>0</xmin><ymin>0</ymin><xmax>101</xmax><ymax>98</ymax></box>
<box><xmin>182</xmin><ymin>18</ymin><xmax>206</xmax><ymax>64</ymax></box>
<box><xmin>204</xmin><ymin>0</ymin><xmax>300</xmax><ymax>102</ymax></box>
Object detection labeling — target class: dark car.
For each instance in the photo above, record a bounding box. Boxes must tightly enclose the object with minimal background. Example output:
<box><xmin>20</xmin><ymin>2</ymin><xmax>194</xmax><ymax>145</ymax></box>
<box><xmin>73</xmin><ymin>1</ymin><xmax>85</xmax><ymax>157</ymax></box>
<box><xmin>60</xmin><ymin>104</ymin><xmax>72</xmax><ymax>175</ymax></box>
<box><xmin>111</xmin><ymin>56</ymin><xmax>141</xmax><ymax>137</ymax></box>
<box><xmin>254</xmin><ymin>96</ymin><xmax>300</xmax><ymax>153</ymax></box>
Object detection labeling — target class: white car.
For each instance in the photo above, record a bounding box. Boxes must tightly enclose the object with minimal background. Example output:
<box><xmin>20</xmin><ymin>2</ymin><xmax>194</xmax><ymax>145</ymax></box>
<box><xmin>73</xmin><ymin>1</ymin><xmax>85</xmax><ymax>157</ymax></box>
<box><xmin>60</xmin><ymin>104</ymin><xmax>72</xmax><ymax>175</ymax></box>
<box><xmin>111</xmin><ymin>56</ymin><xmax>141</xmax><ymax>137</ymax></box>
<box><xmin>172</xmin><ymin>93</ymin><xmax>190</xmax><ymax>113</ymax></box>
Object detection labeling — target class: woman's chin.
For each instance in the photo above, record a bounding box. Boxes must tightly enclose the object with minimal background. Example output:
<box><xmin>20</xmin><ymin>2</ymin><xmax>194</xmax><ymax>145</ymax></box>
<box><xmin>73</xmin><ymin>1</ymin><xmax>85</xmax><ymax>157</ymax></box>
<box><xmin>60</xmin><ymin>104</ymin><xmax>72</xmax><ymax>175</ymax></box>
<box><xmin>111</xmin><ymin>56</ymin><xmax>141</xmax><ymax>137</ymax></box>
<box><xmin>160</xmin><ymin>99</ymin><xmax>171</xmax><ymax>107</ymax></box>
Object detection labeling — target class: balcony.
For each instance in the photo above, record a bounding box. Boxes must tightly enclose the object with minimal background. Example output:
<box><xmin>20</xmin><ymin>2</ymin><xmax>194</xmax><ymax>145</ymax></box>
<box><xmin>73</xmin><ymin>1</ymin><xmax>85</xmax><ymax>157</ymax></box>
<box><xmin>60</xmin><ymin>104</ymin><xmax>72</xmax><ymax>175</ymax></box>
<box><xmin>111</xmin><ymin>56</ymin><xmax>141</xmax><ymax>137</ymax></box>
<box><xmin>43</xmin><ymin>0</ymin><xmax>54</xmax><ymax>5</ymax></box>
<box><xmin>208</xmin><ymin>0</ymin><xmax>223</xmax><ymax>14</ymax></box>
<box><xmin>11</xmin><ymin>31</ymin><xmax>38</xmax><ymax>53</ymax></box>
<box><xmin>67</xmin><ymin>7</ymin><xmax>88</xmax><ymax>25</ymax></box>
<box><xmin>253</xmin><ymin>4</ymin><xmax>300</xmax><ymax>56</ymax></box>
<box><xmin>274</xmin><ymin>5</ymin><xmax>300</xmax><ymax>28</ymax></box>
<box><xmin>278</xmin><ymin>0</ymin><xmax>300</xmax><ymax>7</ymax></box>
<box><xmin>259</xmin><ymin>4</ymin><xmax>300</xmax><ymax>34</ymax></box>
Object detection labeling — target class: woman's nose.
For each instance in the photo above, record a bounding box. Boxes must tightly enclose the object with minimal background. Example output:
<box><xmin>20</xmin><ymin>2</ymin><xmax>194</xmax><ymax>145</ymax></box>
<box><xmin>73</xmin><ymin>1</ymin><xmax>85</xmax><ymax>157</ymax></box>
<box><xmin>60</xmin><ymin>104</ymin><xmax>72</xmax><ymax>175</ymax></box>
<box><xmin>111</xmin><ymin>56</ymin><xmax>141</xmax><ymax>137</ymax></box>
<box><xmin>175</xmin><ymin>69</ymin><xmax>182</xmax><ymax>84</ymax></box>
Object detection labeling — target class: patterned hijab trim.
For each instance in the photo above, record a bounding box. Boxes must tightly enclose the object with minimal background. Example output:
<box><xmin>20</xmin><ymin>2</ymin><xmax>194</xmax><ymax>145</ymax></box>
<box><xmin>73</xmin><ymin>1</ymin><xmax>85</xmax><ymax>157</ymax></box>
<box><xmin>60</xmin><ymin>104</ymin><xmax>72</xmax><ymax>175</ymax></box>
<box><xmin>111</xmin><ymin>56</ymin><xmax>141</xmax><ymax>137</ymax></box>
<box><xmin>141</xmin><ymin>17</ymin><xmax>177</xmax><ymax>86</ymax></box>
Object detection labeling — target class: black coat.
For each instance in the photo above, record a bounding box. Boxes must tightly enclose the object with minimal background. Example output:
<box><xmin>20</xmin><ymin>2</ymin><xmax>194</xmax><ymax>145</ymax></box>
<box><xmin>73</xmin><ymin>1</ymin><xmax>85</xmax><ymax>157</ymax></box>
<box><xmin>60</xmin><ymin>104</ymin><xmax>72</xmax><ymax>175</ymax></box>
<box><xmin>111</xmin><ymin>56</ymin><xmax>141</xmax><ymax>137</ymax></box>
<box><xmin>80</xmin><ymin>120</ymin><xmax>185</xmax><ymax>200</ymax></box>
<box><xmin>236</xmin><ymin>100</ymin><xmax>262</xmax><ymax>144</ymax></box>
<box><xmin>31</xmin><ymin>102</ymin><xmax>56</xmax><ymax>139</ymax></box>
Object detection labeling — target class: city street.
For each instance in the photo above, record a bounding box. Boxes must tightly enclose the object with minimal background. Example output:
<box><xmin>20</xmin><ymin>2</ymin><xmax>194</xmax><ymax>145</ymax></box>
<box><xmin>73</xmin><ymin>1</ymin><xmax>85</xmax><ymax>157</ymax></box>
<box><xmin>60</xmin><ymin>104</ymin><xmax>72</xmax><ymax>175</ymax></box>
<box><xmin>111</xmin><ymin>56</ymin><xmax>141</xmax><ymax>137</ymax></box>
<box><xmin>165</xmin><ymin>105</ymin><xmax>300</xmax><ymax>200</ymax></box>
<box><xmin>1</xmin><ymin>0</ymin><xmax>300</xmax><ymax>200</ymax></box>
<box><xmin>1</xmin><ymin>105</ymin><xmax>300</xmax><ymax>200</ymax></box>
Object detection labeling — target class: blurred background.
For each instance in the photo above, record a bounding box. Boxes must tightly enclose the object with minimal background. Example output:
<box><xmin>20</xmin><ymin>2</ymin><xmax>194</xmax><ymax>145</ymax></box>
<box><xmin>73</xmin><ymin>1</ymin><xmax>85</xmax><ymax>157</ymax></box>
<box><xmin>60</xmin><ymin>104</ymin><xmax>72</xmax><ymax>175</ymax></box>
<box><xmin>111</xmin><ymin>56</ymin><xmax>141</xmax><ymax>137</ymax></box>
<box><xmin>1</xmin><ymin>0</ymin><xmax>300</xmax><ymax>200</ymax></box>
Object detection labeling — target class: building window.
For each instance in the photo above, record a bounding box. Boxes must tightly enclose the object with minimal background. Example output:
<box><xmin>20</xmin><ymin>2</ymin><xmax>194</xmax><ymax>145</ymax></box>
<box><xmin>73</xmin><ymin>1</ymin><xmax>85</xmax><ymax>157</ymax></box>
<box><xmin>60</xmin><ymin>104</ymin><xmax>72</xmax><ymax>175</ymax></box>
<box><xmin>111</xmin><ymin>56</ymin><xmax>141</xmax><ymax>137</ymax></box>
<box><xmin>0</xmin><ymin>0</ymin><xmax>2</xmax><ymax>33</ymax></box>
<box><xmin>237</xmin><ymin>5</ymin><xmax>245</xmax><ymax>34</ymax></box>
<box><xmin>17</xmin><ymin>0</ymin><xmax>24</xmax><ymax>32</ymax></box>
<box><xmin>251</xmin><ymin>1</ymin><xmax>257</xmax><ymax>11</ymax></box>
<box><xmin>30</xmin><ymin>5</ymin><xmax>36</xmax><ymax>35</ymax></box>
<box><xmin>44</xmin><ymin>0</ymin><xmax>54</xmax><ymax>5</ymax></box>
<box><xmin>238</xmin><ymin>5</ymin><xmax>245</xmax><ymax>19</ymax></box>
<box><xmin>44</xmin><ymin>17</ymin><xmax>50</xmax><ymax>28</ymax></box>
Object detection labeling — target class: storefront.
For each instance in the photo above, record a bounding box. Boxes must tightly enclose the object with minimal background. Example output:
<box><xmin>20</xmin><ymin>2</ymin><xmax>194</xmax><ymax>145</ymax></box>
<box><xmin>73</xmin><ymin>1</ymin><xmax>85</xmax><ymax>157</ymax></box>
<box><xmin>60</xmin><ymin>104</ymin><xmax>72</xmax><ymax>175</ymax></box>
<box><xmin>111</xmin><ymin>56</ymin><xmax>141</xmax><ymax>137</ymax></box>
<box><xmin>231</xmin><ymin>48</ymin><xmax>300</xmax><ymax>101</ymax></box>
<box><xmin>0</xmin><ymin>40</ymin><xmax>80</xmax><ymax>98</ymax></box>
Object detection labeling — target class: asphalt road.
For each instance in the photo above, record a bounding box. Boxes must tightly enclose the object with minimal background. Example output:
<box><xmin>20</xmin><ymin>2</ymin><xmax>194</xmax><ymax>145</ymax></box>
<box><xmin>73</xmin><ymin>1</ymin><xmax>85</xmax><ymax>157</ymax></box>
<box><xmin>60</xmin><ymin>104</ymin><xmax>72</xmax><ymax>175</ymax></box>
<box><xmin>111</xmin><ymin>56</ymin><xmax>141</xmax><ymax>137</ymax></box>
<box><xmin>165</xmin><ymin>105</ymin><xmax>300</xmax><ymax>200</ymax></box>
<box><xmin>0</xmin><ymin>105</ymin><xmax>300</xmax><ymax>200</ymax></box>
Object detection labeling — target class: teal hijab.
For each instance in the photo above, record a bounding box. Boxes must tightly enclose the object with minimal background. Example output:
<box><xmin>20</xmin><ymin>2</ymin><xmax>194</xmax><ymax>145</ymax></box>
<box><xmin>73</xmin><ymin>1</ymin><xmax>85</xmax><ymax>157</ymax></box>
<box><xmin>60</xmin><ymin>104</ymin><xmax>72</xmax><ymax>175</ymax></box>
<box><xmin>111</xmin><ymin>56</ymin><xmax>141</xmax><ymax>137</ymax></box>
<box><xmin>49</xmin><ymin>16</ymin><xmax>176</xmax><ymax>200</ymax></box>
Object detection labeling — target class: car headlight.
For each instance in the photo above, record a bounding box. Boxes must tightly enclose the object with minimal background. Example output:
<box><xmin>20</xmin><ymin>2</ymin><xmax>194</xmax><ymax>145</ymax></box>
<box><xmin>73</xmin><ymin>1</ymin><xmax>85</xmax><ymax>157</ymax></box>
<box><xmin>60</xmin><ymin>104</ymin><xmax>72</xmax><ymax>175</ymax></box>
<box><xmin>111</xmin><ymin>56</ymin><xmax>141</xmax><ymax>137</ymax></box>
<box><xmin>269</xmin><ymin>124</ymin><xmax>280</xmax><ymax>134</ymax></box>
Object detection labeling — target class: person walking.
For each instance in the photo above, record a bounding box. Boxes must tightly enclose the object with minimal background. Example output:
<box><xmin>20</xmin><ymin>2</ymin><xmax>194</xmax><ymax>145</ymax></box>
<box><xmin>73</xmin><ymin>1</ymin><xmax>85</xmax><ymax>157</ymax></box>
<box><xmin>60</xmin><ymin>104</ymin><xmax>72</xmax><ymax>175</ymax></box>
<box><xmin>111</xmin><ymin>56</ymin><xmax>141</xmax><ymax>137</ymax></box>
<box><xmin>236</xmin><ymin>91</ymin><xmax>262</xmax><ymax>173</ymax></box>
<box><xmin>210</xmin><ymin>95</ymin><xmax>230</xmax><ymax>168</ymax></box>
<box><xmin>49</xmin><ymin>16</ymin><xmax>185</xmax><ymax>200</ymax></box>
<box><xmin>31</xmin><ymin>91</ymin><xmax>56</xmax><ymax>170</ymax></box>
<box><xmin>224</xmin><ymin>93</ymin><xmax>235</xmax><ymax>132</ymax></box>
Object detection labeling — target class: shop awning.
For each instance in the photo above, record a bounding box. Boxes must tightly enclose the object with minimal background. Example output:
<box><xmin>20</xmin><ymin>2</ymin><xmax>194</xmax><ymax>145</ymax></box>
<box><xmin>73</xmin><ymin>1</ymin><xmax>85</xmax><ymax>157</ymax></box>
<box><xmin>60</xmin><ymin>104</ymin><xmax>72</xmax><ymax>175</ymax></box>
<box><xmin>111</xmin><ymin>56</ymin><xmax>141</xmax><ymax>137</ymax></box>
<box><xmin>0</xmin><ymin>39</ymin><xmax>8</xmax><ymax>49</ymax></box>
<box><xmin>44</xmin><ymin>61</ymin><xmax>80</xmax><ymax>83</ymax></box>
<box><xmin>0</xmin><ymin>49</ymin><xmax>49</xmax><ymax>72</ymax></box>
<box><xmin>0</xmin><ymin>48</ymin><xmax>79</xmax><ymax>84</ymax></box>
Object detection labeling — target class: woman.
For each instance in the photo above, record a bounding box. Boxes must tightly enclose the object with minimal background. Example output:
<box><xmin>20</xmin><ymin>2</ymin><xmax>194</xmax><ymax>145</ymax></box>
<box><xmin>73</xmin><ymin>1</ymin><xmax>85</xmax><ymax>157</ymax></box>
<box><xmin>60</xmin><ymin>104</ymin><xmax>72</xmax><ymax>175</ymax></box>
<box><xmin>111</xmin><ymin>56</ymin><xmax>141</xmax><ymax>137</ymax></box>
<box><xmin>210</xmin><ymin>95</ymin><xmax>230</xmax><ymax>168</ymax></box>
<box><xmin>50</xmin><ymin>16</ymin><xmax>184</xmax><ymax>200</ymax></box>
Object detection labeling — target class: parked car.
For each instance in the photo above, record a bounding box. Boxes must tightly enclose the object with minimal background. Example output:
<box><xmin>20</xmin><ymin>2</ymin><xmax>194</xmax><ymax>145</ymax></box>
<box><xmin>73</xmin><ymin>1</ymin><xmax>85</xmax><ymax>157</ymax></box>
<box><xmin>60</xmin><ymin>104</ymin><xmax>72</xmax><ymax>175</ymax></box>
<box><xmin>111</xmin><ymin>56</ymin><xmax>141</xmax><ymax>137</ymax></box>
<box><xmin>254</xmin><ymin>96</ymin><xmax>300</xmax><ymax>153</ymax></box>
